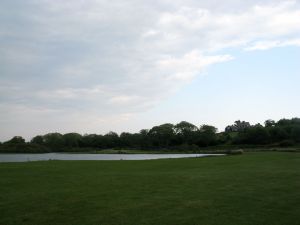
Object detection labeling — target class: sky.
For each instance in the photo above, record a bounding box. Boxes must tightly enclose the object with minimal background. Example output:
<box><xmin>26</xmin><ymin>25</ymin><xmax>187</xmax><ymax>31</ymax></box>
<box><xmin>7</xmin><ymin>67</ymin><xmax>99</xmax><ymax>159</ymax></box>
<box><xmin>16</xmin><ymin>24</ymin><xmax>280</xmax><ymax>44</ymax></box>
<box><xmin>0</xmin><ymin>0</ymin><xmax>300</xmax><ymax>141</ymax></box>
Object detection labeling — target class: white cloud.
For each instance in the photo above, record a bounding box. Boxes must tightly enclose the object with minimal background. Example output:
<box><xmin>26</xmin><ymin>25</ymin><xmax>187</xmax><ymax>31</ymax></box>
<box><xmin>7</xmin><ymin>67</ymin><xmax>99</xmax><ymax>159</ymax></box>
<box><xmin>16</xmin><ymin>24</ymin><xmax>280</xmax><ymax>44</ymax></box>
<box><xmin>148</xmin><ymin>1</ymin><xmax>300</xmax><ymax>53</ymax></box>
<box><xmin>245</xmin><ymin>39</ymin><xmax>300</xmax><ymax>51</ymax></box>
<box><xmin>157</xmin><ymin>51</ymin><xmax>234</xmax><ymax>82</ymax></box>
<box><xmin>0</xmin><ymin>0</ymin><xmax>300</xmax><ymax>139</ymax></box>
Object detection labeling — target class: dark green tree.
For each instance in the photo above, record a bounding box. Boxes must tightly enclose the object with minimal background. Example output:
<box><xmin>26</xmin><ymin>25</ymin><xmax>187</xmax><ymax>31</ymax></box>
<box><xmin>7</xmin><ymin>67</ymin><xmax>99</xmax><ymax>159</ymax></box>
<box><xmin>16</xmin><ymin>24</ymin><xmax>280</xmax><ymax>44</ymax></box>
<box><xmin>63</xmin><ymin>133</ymin><xmax>83</xmax><ymax>147</ymax></box>
<box><xmin>265</xmin><ymin>119</ymin><xmax>275</xmax><ymax>127</ymax></box>
<box><xmin>196</xmin><ymin>125</ymin><xmax>218</xmax><ymax>147</ymax></box>
<box><xmin>104</xmin><ymin>132</ymin><xmax>119</xmax><ymax>148</ymax></box>
<box><xmin>139</xmin><ymin>129</ymin><xmax>150</xmax><ymax>148</ymax></box>
<box><xmin>149</xmin><ymin>123</ymin><xmax>175</xmax><ymax>147</ymax></box>
<box><xmin>5</xmin><ymin>136</ymin><xmax>25</xmax><ymax>144</ymax></box>
<box><xmin>82</xmin><ymin>134</ymin><xmax>101</xmax><ymax>148</ymax></box>
<box><xmin>174</xmin><ymin>121</ymin><xmax>198</xmax><ymax>144</ymax></box>
<box><xmin>237</xmin><ymin>125</ymin><xmax>270</xmax><ymax>145</ymax></box>
<box><xmin>120</xmin><ymin>132</ymin><xmax>133</xmax><ymax>147</ymax></box>
<box><xmin>30</xmin><ymin>135</ymin><xmax>44</xmax><ymax>145</ymax></box>
<box><xmin>291</xmin><ymin>126</ymin><xmax>300</xmax><ymax>143</ymax></box>
<box><xmin>43</xmin><ymin>133</ymin><xmax>64</xmax><ymax>150</ymax></box>
<box><xmin>268</xmin><ymin>127</ymin><xmax>288</xmax><ymax>142</ymax></box>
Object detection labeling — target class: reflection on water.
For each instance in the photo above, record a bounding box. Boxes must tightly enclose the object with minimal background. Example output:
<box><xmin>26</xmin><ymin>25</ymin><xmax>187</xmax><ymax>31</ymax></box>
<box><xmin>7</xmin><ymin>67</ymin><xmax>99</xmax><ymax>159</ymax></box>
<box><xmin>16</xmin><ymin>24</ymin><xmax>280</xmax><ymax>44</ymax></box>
<box><xmin>0</xmin><ymin>153</ymin><xmax>224</xmax><ymax>162</ymax></box>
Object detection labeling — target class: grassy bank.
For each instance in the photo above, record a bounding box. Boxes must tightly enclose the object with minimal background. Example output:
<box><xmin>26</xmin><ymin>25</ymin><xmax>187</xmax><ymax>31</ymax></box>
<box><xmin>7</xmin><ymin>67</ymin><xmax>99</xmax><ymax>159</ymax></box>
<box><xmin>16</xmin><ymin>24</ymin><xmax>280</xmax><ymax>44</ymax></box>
<box><xmin>94</xmin><ymin>147</ymin><xmax>300</xmax><ymax>154</ymax></box>
<box><xmin>0</xmin><ymin>152</ymin><xmax>299</xmax><ymax>225</ymax></box>
<box><xmin>1</xmin><ymin>143</ymin><xmax>300</xmax><ymax>154</ymax></box>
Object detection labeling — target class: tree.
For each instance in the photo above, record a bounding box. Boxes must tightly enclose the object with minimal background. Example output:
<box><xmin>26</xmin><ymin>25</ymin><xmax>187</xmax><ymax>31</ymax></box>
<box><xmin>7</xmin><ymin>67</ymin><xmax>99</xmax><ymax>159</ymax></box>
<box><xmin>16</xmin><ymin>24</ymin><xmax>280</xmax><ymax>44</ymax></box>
<box><xmin>234</xmin><ymin>120</ymin><xmax>251</xmax><ymax>131</ymax></box>
<box><xmin>82</xmin><ymin>134</ymin><xmax>101</xmax><ymax>148</ymax></box>
<box><xmin>30</xmin><ymin>135</ymin><xmax>44</xmax><ymax>145</ymax></box>
<box><xmin>174</xmin><ymin>121</ymin><xmax>198</xmax><ymax>144</ymax></box>
<box><xmin>63</xmin><ymin>133</ymin><xmax>82</xmax><ymax>147</ymax></box>
<box><xmin>149</xmin><ymin>123</ymin><xmax>175</xmax><ymax>147</ymax></box>
<box><xmin>5</xmin><ymin>136</ymin><xmax>25</xmax><ymax>144</ymax></box>
<box><xmin>43</xmin><ymin>133</ymin><xmax>64</xmax><ymax>150</ymax></box>
<box><xmin>265</xmin><ymin>119</ymin><xmax>275</xmax><ymax>127</ymax></box>
<box><xmin>196</xmin><ymin>125</ymin><xmax>218</xmax><ymax>147</ymax></box>
<box><xmin>139</xmin><ymin>129</ymin><xmax>150</xmax><ymax>148</ymax></box>
<box><xmin>268</xmin><ymin>126</ymin><xmax>288</xmax><ymax>142</ymax></box>
<box><xmin>175</xmin><ymin>121</ymin><xmax>198</xmax><ymax>134</ymax></box>
<box><xmin>236</xmin><ymin>125</ymin><xmax>270</xmax><ymax>145</ymax></box>
<box><xmin>225</xmin><ymin>120</ymin><xmax>250</xmax><ymax>132</ymax></box>
<box><xmin>119</xmin><ymin>132</ymin><xmax>136</xmax><ymax>147</ymax></box>
<box><xmin>200</xmin><ymin>125</ymin><xmax>217</xmax><ymax>134</ymax></box>
<box><xmin>291</xmin><ymin>126</ymin><xmax>300</xmax><ymax>143</ymax></box>
<box><xmin>104</xmin><ymin>132</ymin><xmax>119</xmax><ymax>148</ymax></box>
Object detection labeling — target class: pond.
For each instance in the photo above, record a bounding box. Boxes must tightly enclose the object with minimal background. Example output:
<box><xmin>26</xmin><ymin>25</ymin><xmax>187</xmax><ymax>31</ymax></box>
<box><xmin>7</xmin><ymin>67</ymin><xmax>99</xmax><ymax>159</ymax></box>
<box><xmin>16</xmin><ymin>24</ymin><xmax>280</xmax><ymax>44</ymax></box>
<box><xmin>0</xmin><ymin>153</ymin><xmax>224</xmax><ymax>162</ymax></box>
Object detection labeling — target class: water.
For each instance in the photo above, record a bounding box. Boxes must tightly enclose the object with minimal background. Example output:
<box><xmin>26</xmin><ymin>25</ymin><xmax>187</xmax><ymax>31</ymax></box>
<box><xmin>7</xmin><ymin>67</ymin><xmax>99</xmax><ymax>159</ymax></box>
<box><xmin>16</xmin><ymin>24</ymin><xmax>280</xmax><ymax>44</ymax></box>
<box><xmin>0</xmin><ymin>153</ymin><xmax>224</xmax><ymax>162</ymax></box>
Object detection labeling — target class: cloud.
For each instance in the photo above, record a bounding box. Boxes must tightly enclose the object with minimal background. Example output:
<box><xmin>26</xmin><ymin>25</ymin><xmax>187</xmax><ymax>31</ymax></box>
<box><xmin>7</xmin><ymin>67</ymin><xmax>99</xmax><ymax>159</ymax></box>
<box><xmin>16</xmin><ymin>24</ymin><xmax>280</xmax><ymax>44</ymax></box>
<box><xmin>147</xmin><ymin>1</ymin><xmax>300</xmax><ymax>53</ymax></box>
<box><xmin>0</xmin><ymin>0</ymin><xmax>300</xmax><ymax>139</ymax></box>
<box><xmin>157</xmin><ymin>51</ymin><xmax>234</xmax><ymax>82</ymax></box>
<box><xmin>245</xmin><ymin>39</ymin><xmax>300</xmax><ymax>51</ymax></box>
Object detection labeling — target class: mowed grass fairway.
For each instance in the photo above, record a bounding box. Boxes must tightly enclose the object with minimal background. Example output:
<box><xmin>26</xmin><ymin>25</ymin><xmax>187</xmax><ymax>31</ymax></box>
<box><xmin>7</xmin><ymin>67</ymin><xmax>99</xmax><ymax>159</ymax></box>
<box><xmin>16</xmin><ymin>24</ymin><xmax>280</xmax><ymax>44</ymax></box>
<box><xmin>0</xmin><ymin>153</ymin><xmax>299</xmax><ymax>225</ymax></box>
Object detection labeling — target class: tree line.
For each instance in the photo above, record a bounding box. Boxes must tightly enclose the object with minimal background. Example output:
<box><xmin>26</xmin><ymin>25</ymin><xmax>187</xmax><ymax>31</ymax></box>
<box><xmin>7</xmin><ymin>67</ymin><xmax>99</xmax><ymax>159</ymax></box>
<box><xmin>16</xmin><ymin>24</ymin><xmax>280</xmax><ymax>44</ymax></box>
<box><xmin>1</xmin><ymin>118</ymin><xmax>300</xmax><ymax>153</ymax></box>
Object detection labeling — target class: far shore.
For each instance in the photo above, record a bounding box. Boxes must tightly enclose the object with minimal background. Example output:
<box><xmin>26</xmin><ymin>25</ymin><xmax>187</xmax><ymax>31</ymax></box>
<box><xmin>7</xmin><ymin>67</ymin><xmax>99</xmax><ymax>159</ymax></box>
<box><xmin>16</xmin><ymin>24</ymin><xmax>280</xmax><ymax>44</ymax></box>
<box><xmin>1</xmin><ymin>147</ymin><xmax>300</xmax><ymax>154</ymax></box>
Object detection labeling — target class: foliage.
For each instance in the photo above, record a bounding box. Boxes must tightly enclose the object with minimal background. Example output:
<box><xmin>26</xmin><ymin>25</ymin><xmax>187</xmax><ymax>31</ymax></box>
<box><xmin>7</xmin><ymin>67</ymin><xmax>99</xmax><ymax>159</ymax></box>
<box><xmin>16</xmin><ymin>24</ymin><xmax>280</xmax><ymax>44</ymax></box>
<box><xmin>5</xmin><ymin>136</ymin><xmax>25</xmax><ymax>144</ymax></box>
<box><xmin>196</xmin><ymin>125</ymin><xmax>218</xmax><ymax>147</ymax></box>
<box><xmin>43</xmin><ymin>133</ymin><xmax>64</xmax><ymax>150</ymax></box>
<box><xmin>226</xmin><ymin>149</ymin><xmax>244</xmax><ymax>155</ymax></box>
<box><xmin>235</xmin><ymin>124</ymin><xmax>271</xmax><ymax>145</ymax></box>
<box><xmin>1</xmin><ymin>118</ymin><xmax>300</xmax><ymax>153</ymax></box>
<box><xmin>30</xmin><ymin>135</ymin><xmax>44</xmax><ymax>145</ymax></box>
<box><xmin>148</xmin><ymin>123</ymin><xmax>175</xmax><ymax>147</ymax></box>
<box><xmin>0</xmin><ymin>143</ymin><xmax>49</xmax><ymax>153</ymax></box>
<box><xmin>63</xmin><ymin>133</ymin><xmax>83</xmax><ymax>147</ymax></box>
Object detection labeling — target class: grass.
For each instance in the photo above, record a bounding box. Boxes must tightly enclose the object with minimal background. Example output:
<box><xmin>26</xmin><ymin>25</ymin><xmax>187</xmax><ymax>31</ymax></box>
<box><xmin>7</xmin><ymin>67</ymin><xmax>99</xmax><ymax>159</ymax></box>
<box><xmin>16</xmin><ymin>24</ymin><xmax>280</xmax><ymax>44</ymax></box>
<box><xmin>86</xmin><ymin>147</ymin><xmax>300</xmax><ymax>154</ymax></box>
<box><xmin>0</xmin><ymin>152</ymin><xmax>299</xmax><ymax>225</ymax></box>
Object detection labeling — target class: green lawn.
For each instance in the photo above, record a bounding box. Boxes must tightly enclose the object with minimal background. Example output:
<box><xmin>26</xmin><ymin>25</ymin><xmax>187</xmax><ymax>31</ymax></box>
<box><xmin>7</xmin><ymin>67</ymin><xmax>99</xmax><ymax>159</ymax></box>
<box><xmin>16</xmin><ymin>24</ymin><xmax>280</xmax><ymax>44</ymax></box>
<box><xmin>0</xmin><ymin>152</ymin><xmax>299</xmax><ymax>225</ymax></box>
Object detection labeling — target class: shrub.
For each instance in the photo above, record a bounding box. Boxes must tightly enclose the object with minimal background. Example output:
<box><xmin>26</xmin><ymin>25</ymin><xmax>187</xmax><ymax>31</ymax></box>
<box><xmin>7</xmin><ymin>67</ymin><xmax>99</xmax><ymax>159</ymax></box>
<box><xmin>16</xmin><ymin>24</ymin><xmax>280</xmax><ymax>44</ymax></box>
<box><xmin>279</xmin><ymin>140</ymin><xmax>295</xmax><ymax>147</ymax></box>
<box><xmin>227</xmin><ymin>149</ymin><xmax>244</xmax><ymax>155</ymax></box>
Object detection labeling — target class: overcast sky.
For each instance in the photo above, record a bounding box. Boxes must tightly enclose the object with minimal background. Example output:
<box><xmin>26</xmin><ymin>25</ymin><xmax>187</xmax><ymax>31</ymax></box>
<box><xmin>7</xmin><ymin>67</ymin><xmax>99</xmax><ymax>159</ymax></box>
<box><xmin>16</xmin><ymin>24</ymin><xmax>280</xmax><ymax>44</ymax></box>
<box><xmin>1</xmin><ymin>0</ymin><xmax>300</xmax><ymax>141</ymax></box>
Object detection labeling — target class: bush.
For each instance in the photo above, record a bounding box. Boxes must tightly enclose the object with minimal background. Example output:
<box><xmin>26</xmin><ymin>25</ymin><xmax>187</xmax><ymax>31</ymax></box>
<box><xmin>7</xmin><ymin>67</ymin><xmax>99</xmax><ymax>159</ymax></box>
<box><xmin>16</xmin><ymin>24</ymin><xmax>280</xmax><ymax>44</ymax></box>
<box><xmin>0</xmin><ymin>143</ymin><xmax>50</xmax><ymax>153</ymax></box>
<box><xmin>171</xmin><ymin>144</ymin><xmax>200</xmax><ymax>152</ymax></box>
<box><xmin>227</xmin><ymin>149</ymin><xmax>244</xmax><ymax>155</ymax></box>
<box><xmin>279</xmin><ymin>140</ymin><xmax>295</xmax><ymax>147</ymax></box>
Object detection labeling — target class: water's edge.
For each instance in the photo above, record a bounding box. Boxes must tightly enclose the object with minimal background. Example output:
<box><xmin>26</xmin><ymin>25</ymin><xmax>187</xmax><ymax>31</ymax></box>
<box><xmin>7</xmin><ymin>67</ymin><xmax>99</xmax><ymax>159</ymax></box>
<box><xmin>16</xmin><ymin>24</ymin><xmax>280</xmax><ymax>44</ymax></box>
<box><xmin>0</xmin><ymin>153</ymin><xmax>225</xmax><ymax>162</ymax></box>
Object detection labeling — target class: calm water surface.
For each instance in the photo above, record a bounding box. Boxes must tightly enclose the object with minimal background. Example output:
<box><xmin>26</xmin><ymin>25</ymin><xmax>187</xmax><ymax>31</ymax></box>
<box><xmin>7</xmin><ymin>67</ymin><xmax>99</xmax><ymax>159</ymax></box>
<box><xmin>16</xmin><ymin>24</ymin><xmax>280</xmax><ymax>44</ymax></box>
<box><xmin>0</xmin><ymin>153</ymin><xmax>224</xmax><ymax>162</ymax></box>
